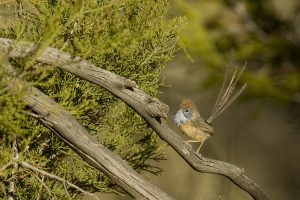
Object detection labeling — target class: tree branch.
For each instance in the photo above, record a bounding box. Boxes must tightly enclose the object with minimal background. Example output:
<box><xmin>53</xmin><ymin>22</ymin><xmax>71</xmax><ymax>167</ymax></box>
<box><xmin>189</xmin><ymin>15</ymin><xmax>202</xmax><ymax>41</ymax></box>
<box><xmin>0</xmin><ymin>38</ymin><xmax>269</xmax><ymax>200</ymax></box>
<box><xmin>0</xmin><ymin>46</ymin><xmax>173</xmax><ymax>199</ymax></box>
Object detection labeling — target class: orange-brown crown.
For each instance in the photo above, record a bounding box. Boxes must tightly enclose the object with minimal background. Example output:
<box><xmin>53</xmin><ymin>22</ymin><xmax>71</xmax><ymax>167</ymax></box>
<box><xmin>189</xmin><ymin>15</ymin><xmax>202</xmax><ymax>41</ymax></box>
<box><xmin>179</xmin><ymin>99</ymin><xmax>198</xmax><ymax>113</ymax></box>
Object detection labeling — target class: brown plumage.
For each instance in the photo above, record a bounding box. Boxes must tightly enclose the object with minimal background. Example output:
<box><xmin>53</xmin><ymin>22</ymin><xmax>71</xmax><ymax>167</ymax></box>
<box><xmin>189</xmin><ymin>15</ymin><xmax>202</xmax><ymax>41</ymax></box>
<box><xmin>174</xmin><ymin>99</ymin><xmax>214</xmax><ymax>154</ymax></box>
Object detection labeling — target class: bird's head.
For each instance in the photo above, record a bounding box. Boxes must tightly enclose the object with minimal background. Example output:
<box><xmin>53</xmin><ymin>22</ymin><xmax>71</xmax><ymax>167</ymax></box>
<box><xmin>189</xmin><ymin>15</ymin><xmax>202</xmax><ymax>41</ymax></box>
<box><xmin>172</xmin><ymin>99</ymin><xmax>199</xmax><ymax>126</ymax></box>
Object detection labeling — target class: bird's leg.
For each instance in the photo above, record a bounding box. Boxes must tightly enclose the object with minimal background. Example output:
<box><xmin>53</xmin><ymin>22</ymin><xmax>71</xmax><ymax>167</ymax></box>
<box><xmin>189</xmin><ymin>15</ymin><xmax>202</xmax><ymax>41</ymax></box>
<box><xmin>196</xmin><ymin>141</ymin><xmax>205</xmax><ymax>154</ymax></box>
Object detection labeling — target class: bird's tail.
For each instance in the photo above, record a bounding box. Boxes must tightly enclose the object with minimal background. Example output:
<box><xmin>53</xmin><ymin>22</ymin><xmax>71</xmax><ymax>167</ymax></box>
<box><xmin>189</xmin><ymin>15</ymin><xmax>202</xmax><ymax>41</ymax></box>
<box><xmin>207</xmin><ymin>50</ymin><xmax>247</xmax><ymax>123</ymax></box>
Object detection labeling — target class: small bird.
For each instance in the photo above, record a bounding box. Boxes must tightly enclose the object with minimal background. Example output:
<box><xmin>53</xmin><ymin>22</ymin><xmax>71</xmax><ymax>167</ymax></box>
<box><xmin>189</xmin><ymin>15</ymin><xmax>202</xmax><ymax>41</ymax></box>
<box><xmin>173</xmin><ymin>52</ymin><xmax>247</xmax><ymax>154</ymax></box>
<box><xmin>173</xmin><ymin>99</ymin><xmax>215</xmax><ymax>154</ymax></box>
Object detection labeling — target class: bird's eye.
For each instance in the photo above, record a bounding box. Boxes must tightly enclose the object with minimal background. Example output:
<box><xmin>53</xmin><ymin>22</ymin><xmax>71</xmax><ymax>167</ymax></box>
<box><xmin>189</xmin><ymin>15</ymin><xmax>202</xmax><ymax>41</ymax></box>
<box><xmin>185</xmin><ymin>109</ymin><xmax>189</xmax><ymax>112</ymax></box>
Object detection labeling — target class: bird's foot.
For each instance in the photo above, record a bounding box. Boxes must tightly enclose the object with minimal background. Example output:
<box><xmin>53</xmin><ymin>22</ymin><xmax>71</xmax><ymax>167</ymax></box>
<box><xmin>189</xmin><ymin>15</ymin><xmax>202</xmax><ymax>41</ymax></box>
<box><xmin>185</xmin><ymin>141</ymin><xmax>192</xmax><ymax>148</ymax></box>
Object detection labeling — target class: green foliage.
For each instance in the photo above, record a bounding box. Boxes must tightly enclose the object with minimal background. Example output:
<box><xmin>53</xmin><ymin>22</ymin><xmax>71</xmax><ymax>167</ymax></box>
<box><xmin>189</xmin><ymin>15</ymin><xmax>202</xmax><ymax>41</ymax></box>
<box><xmin>0</xmin><ymin>0</ymin><xmax>186</xmax><ymax>198</ymax></box>
<box><xmin>169</xmin><ymin>0</ymin><xmax>300</xmax><ymax>108</ymax></box>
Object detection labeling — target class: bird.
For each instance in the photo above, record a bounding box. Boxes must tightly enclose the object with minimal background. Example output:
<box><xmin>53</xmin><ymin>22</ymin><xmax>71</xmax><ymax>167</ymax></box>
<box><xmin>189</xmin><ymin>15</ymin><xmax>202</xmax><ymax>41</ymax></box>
<box><xmin>173</xmin><ymin>51</ymin><xmax>247</xmax><ymax>155</ymax></box>
<box><xmin>173</xmin><ymin>99</ymin><xmax>215</xmax><ymax>154</ymax></box>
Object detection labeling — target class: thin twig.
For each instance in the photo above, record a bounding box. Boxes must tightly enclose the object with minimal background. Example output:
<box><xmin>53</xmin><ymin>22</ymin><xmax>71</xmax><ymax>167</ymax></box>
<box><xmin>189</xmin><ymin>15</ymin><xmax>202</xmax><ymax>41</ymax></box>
<box><xmin>20</xmin><ymin>161</ymin><xmax>100</xmax><ymax>200</ymax></box>
<box><xmin>0</xmin><ymin>159</ymin><xmax>16</xmax><ymax>172</ymax></box>
<box><xmin>140</xmin><ymin>47</ymin><xmax>161</xmax><ymax>67</ymax></box>
<box><xmin>31</xmin><ymin>172</ymin><xmax>54</xmax><ymax>199</ymax></box>
<box><xmin>8</xmin><ymin>134</ymin><xmax>19</xmax><ymax>200</ymax></box>
<box><xmin>63</xmin><ymin>179</ymin><xmax>71</xmax><ymax>200</ymax></box>
<box><xmin>36</xmin><ymin>174</ymin><xmax>44</xmax><ymax>200</ymax></box>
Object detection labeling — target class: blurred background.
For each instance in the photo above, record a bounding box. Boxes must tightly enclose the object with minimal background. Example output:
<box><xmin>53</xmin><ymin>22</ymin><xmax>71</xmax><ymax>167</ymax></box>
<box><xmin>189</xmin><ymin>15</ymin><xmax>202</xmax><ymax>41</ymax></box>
<box><xmin>102</xmin><ymin>0</ymin><xmax>300</xmax><ymax>199</ymax></box>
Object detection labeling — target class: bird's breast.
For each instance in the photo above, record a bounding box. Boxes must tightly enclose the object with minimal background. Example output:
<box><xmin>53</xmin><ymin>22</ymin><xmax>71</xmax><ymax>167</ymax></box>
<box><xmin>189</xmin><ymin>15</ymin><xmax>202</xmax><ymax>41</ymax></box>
<box><xmin>178</xmin><ymin>121</ymin><xmax>211</xmax><ymax>141</ymax></box>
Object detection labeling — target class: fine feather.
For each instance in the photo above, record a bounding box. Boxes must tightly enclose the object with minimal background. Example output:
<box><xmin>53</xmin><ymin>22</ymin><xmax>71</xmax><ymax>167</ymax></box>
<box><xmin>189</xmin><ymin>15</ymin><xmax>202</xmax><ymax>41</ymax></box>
<box><xmin>179</xmin><ymin>99</ymin><xmax>197</xmax><ymax>113</ymax></box>
<box><xmin>191</xmin><ymin>115</ymin><xmax>215</xmax><ymax>135</ymax></box>
<box><xmin>207</xmin><ymin>50</ymin><xmax>247</xmax><ymax>123</ymax></box>
<box><xmin>210</xmin><ymin>50</ymin><xmax>236</xmax><ymax>118</ymax></box>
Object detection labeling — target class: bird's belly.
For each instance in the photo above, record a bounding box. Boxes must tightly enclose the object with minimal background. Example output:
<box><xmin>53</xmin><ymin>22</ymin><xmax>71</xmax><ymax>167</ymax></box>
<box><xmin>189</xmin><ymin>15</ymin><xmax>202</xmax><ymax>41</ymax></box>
<box><xmin>179</xmin><ymin>123</ymin><xmax>210</xmax><ymax>142</ymax></box>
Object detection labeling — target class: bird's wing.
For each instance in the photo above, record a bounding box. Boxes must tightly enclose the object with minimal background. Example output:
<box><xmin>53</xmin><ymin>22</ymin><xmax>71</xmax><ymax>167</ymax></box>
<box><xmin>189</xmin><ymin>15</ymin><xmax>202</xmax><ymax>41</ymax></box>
<box><xmin>191</xmin><ymin>116</ymin><xmax>215</xmax><ymax>135</ymax></box>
